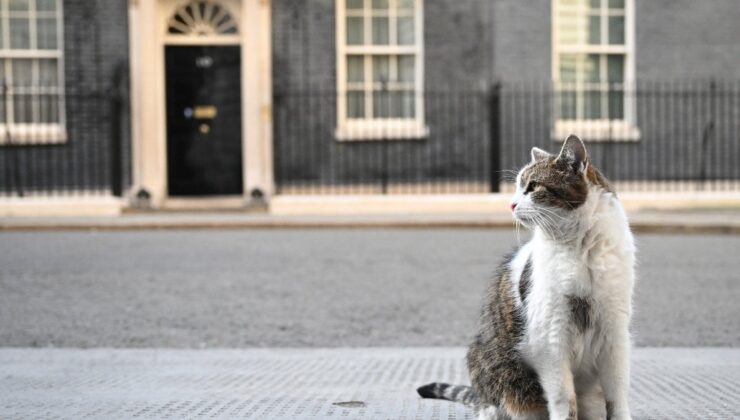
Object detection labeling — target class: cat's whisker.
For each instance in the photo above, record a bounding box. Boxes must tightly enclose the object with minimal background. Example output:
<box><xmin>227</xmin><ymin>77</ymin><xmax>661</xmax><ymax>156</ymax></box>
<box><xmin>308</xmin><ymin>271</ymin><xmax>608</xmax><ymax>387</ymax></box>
<box><xmin>533</xmin><ymin>211</ymin><xmax>561</xmax><ymax>238</ymax></box>
<box><xmin>536</xmin><ymin>214</ymin><xmax>556</xmax><ymax>238</ymax></box>
<box><xmin>536</xmin><ymin>206</ymin><xmax>566</xmax><ymax>220</ymax></box>
<box><xmin>536</xmin><ymin>210</ymin><xmax>561</xmax><ymax>233</ymax></box>
<box><xmin>498</xmin><ymin>168</ymin><xmax>521</xmax><ymax>183</ymax></box>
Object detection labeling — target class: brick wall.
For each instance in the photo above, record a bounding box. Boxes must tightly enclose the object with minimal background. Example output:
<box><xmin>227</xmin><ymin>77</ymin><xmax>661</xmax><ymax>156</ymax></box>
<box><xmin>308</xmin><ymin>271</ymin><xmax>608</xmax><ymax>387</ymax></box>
<box><xmin>0</xmin><ymin>0</ymin><xmax>130</xmax><ymax>196</ymax></box>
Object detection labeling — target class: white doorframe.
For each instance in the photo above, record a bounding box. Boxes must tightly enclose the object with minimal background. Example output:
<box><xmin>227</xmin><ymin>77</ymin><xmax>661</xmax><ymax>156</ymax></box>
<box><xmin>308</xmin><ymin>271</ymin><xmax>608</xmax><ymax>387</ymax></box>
<box><xmin>128</xmin><ymin>0</ymin><xmax>273</xmax><ymax>208</ymax></box>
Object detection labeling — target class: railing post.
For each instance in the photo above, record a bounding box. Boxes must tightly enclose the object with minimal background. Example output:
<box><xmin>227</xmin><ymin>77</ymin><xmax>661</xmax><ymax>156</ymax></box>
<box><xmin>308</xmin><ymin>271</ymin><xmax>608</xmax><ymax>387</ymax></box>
<box><xmin>109</xmin><ymin>66</ymin><xmax>124</xmax><ymax>197</ymax></box>
<box><xmin>380</xmin><ymin>79</ymin><xmax>389</xmax><ymax>194</ymax></box>
<box><xmin>699</xmin><ymin>79</ymin><xmax>716</xmax><ymax>188</ymax></box>
<box><xmin>488</xmin><ymin>82</ymin><xmax>502</xmax><ymax>193</ymax></box>
<box><xmin>3</xmin><ymin>83</ymin><xmax>24</xmax><ymax>197</ymax></box>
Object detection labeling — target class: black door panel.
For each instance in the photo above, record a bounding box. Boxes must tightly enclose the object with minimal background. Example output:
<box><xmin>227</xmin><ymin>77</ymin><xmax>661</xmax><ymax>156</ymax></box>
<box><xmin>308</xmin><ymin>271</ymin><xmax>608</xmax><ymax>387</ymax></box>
<box><xmin>166</xmin><ymin>46</ymin><xmax>243</xmax><ymax>196</ymax></box>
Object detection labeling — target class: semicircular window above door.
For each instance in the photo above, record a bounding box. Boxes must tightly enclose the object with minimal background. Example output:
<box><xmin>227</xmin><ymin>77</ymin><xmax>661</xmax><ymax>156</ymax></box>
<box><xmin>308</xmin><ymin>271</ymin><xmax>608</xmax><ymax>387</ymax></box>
<box><xmin>167</xmin><ymin>0</ymin><xmax>238</xmax><ymax>36</ymax></box>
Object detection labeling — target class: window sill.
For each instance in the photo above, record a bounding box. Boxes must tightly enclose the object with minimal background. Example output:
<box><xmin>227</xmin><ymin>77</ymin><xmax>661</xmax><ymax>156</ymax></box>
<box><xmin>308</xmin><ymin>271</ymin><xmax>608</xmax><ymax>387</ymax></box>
<box><xmin>552</xmin><ymin>120</ymin><xmax>641</xmax><ymax>143</ymax></box>
<box><xmin>335</xmin><ymin>121</ymin><xmax>429</xmax><ymax>142</ymax></box>
<box><xmin>0</xmin><ymin>124</ymin><xmax>67</xmax><ymax>146</ymax></box>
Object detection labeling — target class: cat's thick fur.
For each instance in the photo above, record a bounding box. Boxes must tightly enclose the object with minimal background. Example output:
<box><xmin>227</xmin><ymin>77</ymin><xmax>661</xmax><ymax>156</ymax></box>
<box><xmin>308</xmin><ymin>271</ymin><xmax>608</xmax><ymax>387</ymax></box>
<box><xmin>418</xmin><ymin>136</ymin><xmax>635</xmax><ymax>420</ymax></box>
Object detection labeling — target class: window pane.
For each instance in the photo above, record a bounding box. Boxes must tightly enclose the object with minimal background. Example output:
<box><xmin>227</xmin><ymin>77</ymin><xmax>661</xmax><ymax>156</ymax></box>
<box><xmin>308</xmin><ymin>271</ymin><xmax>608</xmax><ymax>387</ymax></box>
<box><xmin>346</xmin><ymin>17</ymin><xmax>364</xmax><ymax>45</ymax></box>
<box><xmin>372</xmin><ymin>17</ymin><xmax>389</xmax><ymax>45</ymax></box>
<box><xmin>608</xmin><ymin>16</ymin><xmax>624</xmax><ymax>45</ymax></box>
<box><xmin>587</xmin><ymin>15</ymin><xmax>600</xmax><ymax>44</ymax></box>
<box><xmin>39</xmin><ymin>59</ymin><xmax>58</xmax><ymax>87</ymax></box>
<box><xmin>398</xmin><ymin>90</ymin><xmax>415</xmax><ymax>118</ymax></box>
<box><xmin>559</xmin><ymin>90</ymin><xmax>577</xmax><ymax>119</ymax></box>
<box><xmin>14</xmin><ymin>94</ymin><xmax>33</xmax><ymax>122</ymax></box>
<box><xmin>347</xmin><ymin>91</ymin><xmax>365</xmax><ymax>118</ymax></box>
<box><xmin>608</xmin><ymin>90</ymin><xmax>624</xmax><ymax>119</ymax></box>
<box><xmin>389</xmin><ymin>92</ymin><xmax>403</xmax><ymax>118</ymax></box>
<box><xmin>397</xmin><ymin>16</ymin><xmax>414</xmax><ymax>45</ymax></box>
<box><xmin>37</xmin><ymin>0</ymin><xmax>57</xmax><ymax>11</ymax></box>
<box><xmin>398</xmin><ymin>55</ymin><xmax>414</xmax><ymax>82</ymax></box>
<box><xmin>372</xmin><ymin>90</ymin><xmax>388</xmax><ymax>118</ymax></box>
<box><xmin>10</xmin><ymin>18</ymin><xmax>31</xmax><ymax>49</ymax></box>
<box><xmin>373</xmin><ymin>89</ymin><xmax>415</xmax><ymax>119</ymax></box>
<box><xmin>559</xmin><ymin>54</ymin><xmax>577</xmax><ymax>83</ymax></box>
<box><xmin>372</xmin><ymin>55</ymin><xmax>390</xmax><ymax>83</ymax></box>
<box><xmin>372</xmin><ymin>0</ymin><xmax>388</xmax><ymax>9</ymax></box>
<box><xmin>607</xmin><ymin>55</ymin><xmax>624</xmax><ymax>82</ymax></box>
<box><xmin>37</xmin><ymin>17</ymin><xmax>58</xmax><ymax>50</ymax></box>
<box><xmin>397</xmin><ymin>0</ymin><xmax>414</xmax><ymax>10</ymax></box>
<box><xmin>0</xmin><ymin>60</ymin><xmax>4</xmax><ymax>123</ymax></box>
<box><xmin>584</xmin><ymin>90</ymin><xmax>602</xmax><ymax>119</ymax></box>
<box><xmin>9</xmin><ymin>0</ymin><xmax>29</xmax><ymax>12</ymax></box>
<box><xmin>608</xmin><ymin>0</ymin><xmax>624</xmax><ymax>9</ymax></box>
<box><xmin>346</xmin><ymin>0</ymin><xmax>363</xmax><ymax>10</ymax></box>
<box><xmin>588</xmin><ymin>0</ymin><xmax>600</xmax><ymax>8</ymax></box>
<box><xmin>38</xmin><ymin>94</ymin><xmax>59</xmax><ymax>123</ymax></box>
<box><xmin>557</xmin><ymin>8</ymin><xmax>585</xmax><ymax>46</ymax></box>
<box><xmin>12</xmin><ymin>59</ymin><xmax>32</xmax><ymax>87</ymax></box>
<box><xmin>347</xmin><ymin>55</ymin><xmax>364</xmax><ymax>83</ymax></box>
<box><xmin>585</xmin><ymin>54</ymin><xmax>600</xmax><ymax>83</ymax></box>
<box><xmin>373</xmin><ymin>90</ymin><xmax>406</xmax><ymax>118</ymax></box>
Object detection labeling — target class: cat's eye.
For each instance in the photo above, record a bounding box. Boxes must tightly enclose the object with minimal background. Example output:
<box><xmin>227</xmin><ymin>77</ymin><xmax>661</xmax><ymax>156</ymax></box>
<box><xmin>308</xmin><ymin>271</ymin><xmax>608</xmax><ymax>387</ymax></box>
<box><xmin>524</xmin><ymin>181</ymin><xmax>536</xmax><ymax>194</ymax></box>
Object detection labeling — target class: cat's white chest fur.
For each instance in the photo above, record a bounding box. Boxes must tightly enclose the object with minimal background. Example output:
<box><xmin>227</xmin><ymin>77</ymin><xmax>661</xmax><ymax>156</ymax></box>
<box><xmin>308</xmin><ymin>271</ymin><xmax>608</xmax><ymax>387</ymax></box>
<box><xmin>514</xmin><ymin>186</ymin><xmax>635</xmax><ymax>417</ymax></box>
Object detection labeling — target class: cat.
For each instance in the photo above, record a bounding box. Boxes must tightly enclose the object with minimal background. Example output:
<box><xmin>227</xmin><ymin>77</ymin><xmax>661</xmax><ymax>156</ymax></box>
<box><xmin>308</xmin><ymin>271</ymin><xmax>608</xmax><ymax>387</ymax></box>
<box><xmin>418</xmin><ymin>135</ymin><xmax>635</xmax><ymax>420</ymax></box>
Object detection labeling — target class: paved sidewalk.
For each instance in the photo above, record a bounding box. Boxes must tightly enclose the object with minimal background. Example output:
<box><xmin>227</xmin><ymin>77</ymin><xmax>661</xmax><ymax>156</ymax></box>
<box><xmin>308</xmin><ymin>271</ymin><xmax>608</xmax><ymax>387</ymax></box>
<box><xmin>1</xmin><ymin>347</ymin><xmax>738</xmax><ymax>419</ymax></box>
<box><xmin>1</xmin><ymin>208</ymin><xmax>740</xmax><ymax>233</ymax></box>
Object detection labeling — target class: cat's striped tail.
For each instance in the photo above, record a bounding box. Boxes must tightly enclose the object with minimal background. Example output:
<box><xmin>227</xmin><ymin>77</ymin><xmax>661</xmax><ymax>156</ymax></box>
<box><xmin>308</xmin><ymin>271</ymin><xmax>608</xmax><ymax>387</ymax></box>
<box><xmin>417</xmin><ymin>382</ymin><xmax>478</xmax><ymax>407</ymax></box>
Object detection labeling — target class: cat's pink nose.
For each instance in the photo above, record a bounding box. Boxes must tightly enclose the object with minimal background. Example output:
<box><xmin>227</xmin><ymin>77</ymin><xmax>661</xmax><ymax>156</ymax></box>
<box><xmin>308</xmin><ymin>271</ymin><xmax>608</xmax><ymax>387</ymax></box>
<box><xmin>510</xmin><ymin>202</ymin><xmax>517</xmax><ymax>211</ymax></box>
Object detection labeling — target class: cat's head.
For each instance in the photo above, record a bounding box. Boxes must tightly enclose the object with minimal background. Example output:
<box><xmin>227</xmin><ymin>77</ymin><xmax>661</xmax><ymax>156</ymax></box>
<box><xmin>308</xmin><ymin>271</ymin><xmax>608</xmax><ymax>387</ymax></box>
<box><xmin>510</xmin><ymin>135</ymin><xmax>610</xmax><ymax>231</ymax></box>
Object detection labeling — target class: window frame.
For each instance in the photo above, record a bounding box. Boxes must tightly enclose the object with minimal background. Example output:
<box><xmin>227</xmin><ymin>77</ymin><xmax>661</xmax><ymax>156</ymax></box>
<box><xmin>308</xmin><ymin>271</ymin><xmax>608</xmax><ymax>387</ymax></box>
<box><xmin>0</xmin><ymin>0</ymin><xmax>66</xmax><ymax>145</ymax></box>
<box><xmin>335</xmin><ymin>0</ymin><xmax>427</xmax><ymax>141</ymax></box>
<box><xmin>551</xmin><ymin>0</ymin><xmax>639</xmax><ymax>141</ymax></box>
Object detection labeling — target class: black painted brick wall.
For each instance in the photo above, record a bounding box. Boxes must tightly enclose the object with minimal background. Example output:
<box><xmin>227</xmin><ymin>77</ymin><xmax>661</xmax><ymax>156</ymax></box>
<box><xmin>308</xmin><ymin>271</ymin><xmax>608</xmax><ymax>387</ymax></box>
<box><xmin>0</xmin><ymin>0</ymin><xmax>130</xmax><ymax>196</ymax></box>
<box><xmin>272</xmin><ymin>0</ymin><xmax>740</xmax><ymax>190</ymax></box>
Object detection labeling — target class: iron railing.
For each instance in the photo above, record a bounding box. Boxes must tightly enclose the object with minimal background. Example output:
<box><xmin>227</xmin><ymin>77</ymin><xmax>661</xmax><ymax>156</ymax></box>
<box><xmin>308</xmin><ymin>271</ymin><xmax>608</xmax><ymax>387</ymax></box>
<box><xmin>274</xmin><ymin>88</ymin><xmax>493</xmax><ymax>194</ymax></box>
<box><xmin>0</xmin><ymin>85</ymin><xmax>127</xmax><ymax>198</ymax></box>
<box><xmin>1</xmin><ymin>80</ymin><xmax>738</xmax><ymax>198</ymax></box>
<box><xmin>274</xmin><ymin>81</ymin><xmax>740</xmax><ymax>194</ymax></box>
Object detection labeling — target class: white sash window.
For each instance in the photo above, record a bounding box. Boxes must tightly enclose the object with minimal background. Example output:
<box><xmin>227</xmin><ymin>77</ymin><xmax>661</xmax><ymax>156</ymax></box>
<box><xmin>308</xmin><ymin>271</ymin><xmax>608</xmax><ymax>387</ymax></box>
<box><xmin>553</xmin><ymin>0</ymin><xmax>639</xmax><ymax>140</ymax></box>
<box><xmin>336</xmin><ymin>0</ymin><xmax>427</xmax><ymax>140</ymax></box>
<box><xmin>0</xmin><ymin>0</ymin><xmax>65</xmax><ymax>144</ymax></box>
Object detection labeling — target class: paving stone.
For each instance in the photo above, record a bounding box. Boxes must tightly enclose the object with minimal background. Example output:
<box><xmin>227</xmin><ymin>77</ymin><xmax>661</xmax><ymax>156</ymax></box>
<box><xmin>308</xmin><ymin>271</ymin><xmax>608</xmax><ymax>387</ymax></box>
<box><xmin>1</xmin><ymin>347</ymin><xmax>738</xmax><ymax>419</ymax></box>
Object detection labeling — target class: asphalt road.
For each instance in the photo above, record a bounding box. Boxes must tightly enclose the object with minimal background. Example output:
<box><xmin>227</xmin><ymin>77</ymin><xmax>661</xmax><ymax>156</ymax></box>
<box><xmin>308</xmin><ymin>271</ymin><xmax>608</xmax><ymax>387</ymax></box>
<box><xmin>0</xmin><ymin>229</ymin><xmax>738</xmax><ymax>348</ymax></box>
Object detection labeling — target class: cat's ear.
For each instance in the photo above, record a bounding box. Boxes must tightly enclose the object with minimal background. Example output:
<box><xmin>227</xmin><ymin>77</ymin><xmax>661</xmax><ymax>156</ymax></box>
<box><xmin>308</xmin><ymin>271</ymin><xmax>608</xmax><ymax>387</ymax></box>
<box><xmin>557</xmin><ymin>134</ymin><xmax>588</xmax><ymax>173</ymax></box>
<box><xmin>530</xmin><ymin>147</ymin><xmax>551</xmax><ymax>162</ymax></box>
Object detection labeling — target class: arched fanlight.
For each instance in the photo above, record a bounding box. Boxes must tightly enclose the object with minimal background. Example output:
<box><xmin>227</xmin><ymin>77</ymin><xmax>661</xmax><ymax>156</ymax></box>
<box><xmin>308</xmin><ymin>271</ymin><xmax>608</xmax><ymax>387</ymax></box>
<box><xmin>167</xmin><ymin>0</ymin><xmax>238</xmax><ymax>36</ymax></box>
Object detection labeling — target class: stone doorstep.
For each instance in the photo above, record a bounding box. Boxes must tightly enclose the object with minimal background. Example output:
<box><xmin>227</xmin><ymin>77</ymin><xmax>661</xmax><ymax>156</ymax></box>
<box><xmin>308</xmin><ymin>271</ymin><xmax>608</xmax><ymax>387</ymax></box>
<box><xmin>0</xmin><ymin>347</ymin><xmax>738</xmax><ymax>419</ymax></box>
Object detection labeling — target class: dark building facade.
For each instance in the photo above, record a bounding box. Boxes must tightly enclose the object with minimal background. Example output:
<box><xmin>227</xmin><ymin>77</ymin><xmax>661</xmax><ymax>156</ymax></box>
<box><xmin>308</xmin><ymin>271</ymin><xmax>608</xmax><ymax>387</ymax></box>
<box><xmin>0</xmin><ymin>0</ymin><xmax>130</xmax><ymax>197</ymax></box>
<box><xmin>272</xmin><ymin>0</ymin><xmax>740</xmax><ymax>194</ymax></box>
<box><xmin>1</xmin><ymin>0</ymin><xmax>739</xmax><ymax>203</ymax></box>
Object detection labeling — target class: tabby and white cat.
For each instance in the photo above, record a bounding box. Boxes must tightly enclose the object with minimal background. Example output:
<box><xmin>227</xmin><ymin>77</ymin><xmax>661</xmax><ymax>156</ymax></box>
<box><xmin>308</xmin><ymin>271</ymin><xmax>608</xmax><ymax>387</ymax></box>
<box><xmin>418</xmin><ymin>135</ymin><xmax>635</xmax><ymax>420</ymax></box>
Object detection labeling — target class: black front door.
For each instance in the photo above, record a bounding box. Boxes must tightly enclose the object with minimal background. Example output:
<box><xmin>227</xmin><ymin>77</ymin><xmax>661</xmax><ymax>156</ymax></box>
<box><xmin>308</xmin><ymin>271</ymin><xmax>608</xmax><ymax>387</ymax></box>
<box><xmin>166</xmin><ymin>46</ymin><xmax>243</xmax><ymax>196</ymax></box>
